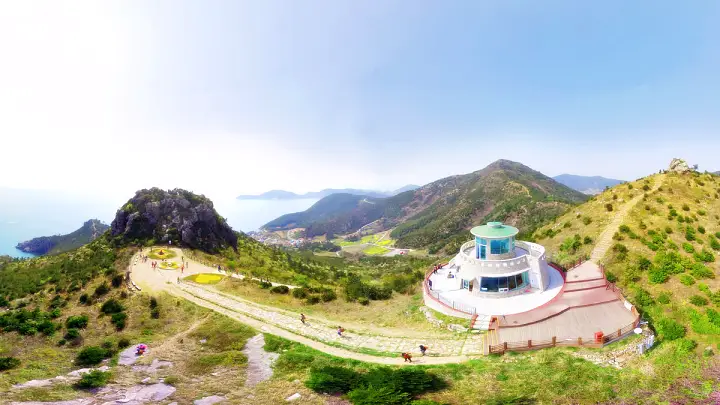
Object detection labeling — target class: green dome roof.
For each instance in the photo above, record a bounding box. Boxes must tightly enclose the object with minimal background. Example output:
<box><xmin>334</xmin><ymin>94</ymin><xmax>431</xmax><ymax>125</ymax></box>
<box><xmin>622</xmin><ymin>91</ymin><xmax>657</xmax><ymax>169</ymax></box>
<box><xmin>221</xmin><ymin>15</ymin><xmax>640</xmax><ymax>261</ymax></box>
<box><xmin>470</xmin><ymin>222</ymin><xmax>519</xmax><ymax>238</ymax></box>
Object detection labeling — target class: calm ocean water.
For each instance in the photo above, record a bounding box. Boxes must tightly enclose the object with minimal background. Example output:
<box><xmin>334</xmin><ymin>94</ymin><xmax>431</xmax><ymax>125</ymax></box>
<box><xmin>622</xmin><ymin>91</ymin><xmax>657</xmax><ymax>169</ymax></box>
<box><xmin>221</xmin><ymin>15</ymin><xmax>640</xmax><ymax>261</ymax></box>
<box><xmin>0</xmin><ymin>188</ymin><xmax>317</xmax><ymax>258</ymax></box>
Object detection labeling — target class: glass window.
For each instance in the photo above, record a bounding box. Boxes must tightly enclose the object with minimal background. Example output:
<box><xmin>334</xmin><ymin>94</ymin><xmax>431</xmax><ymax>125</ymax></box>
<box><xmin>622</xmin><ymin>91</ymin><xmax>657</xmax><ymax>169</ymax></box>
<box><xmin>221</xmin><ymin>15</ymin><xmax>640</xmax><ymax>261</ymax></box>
<box><xmin>515</xmin><ymin>273</ymin><xmax>524</xmax><ymax>288</ymax></box>
<box><xmin>490</xmin><ymin>238</ymin><xmax>509</xmax><ymax>254</ymax></box>
<box><xmin>462</xmin><ymin>279</ymin><xmax>469</xmax><ymax>289</ymax></box>
<box><xmin>499</xmin><ymin>277</ymin><xmax>508</xmax><ymax>291</ymax></box>
<box><xmin>508</xmin><ymin>275</ymin><xmax>517</xmax><ymax>290</ymax></box>
<box><xmin>481</xmin><ymin>277</ymin><xmax>498</xmax><ymax>292</ymax></box>
<box><xmin>480</xmin><ymin>245</ymin><xmax>486</xmax><ymax>259</ymax></box>
<box><xmin>522</xmin><ymin>271</ymin><xmax>529</xmax><ymax>286</ymax></box>
<box><xmin>479</xmin><ymin>238</ymin><xmax>487</xmax><ymax>245</ymax></box>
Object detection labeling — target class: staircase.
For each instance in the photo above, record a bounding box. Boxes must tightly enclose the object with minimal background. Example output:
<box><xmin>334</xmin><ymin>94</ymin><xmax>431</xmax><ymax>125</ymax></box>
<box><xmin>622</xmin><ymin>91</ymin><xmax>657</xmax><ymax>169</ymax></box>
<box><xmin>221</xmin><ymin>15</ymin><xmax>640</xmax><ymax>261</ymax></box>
<box><xmin>471</xmin><ymin>314</ymin><xmax>493</xmax><ymax>330</ymax></box>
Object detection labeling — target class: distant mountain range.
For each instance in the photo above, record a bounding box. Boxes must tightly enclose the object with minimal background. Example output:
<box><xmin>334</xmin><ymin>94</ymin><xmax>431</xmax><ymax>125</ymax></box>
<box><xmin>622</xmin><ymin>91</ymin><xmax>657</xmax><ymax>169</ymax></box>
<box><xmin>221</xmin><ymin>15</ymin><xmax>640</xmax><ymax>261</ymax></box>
<box><xmin>16</xmin><ymin>219</ymin><xmax>109</xmax><ymax>255</ymax></box>
<box><xmin>236</xmin><ymin>185</ymin><xmax>420</xmax><ymax>200</ymax></box>
<box><xmin>552</xmin><ymin>174</ymin><xmax>624</xmax><ymax>195</ymax></box>
<box><xmin>263</xmin><ymin>160</ymin><xmax>588</xmax><ymax>253</ymax></box>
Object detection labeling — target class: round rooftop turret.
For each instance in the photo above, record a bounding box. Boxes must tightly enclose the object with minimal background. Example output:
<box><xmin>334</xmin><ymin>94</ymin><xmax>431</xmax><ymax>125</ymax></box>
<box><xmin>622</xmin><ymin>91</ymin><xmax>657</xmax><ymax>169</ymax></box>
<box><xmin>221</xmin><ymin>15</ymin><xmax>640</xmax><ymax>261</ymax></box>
<box><xmin>470</xmin><ymin>222</ymin><xmax>519</xmax><ymax>239</ymax></box>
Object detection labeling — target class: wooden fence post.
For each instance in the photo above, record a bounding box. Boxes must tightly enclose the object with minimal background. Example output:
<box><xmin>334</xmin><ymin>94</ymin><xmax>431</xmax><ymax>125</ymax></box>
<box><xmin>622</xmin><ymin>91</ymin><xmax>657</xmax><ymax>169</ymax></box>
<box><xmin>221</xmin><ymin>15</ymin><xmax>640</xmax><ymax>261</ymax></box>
<box><xmin>528</xmin><ymin>340</ymin><xmax>532</xmax><ymax>348</ymax></box>
<box><xmin>578</xmin><ymin>337</ymin><xmax>582</xmax><ymax>346</ymax></box>
<box><xmin>503</xmin><ymin>342</ymin><xmax>507</xmax><ymax>353</ymax></box>
<box><xmin>617</xmin><ymin>329</ymin><xmax>622</xmax><ymax>338</ymax></box>
<box><xmin>552</xmin><ymin>336</ymin><xmax>556</xmax><ymax>346</ymax></box>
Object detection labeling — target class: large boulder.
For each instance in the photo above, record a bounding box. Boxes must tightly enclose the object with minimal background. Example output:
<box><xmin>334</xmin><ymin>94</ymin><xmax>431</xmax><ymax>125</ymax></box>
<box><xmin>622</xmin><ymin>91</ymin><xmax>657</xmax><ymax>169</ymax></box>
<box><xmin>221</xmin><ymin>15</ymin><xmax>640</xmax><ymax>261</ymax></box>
<box><xmin>111</xmin><ymin>188</ymin><xmax>237</xmax><ymax>253</ymax></box>
<box><xmin>668</xmin><ymin>158</ymin><xmax>691</xmax><ymax>173</ymax></box>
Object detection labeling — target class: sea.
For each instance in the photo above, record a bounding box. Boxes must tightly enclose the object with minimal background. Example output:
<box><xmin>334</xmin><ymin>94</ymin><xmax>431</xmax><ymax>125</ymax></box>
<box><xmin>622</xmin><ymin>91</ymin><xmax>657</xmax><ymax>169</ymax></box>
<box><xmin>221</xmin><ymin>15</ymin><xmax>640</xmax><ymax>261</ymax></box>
<box><xmin>0</xmin><ymin>188</ymin><xmax>317</xmax><ymax>258</ymax></box>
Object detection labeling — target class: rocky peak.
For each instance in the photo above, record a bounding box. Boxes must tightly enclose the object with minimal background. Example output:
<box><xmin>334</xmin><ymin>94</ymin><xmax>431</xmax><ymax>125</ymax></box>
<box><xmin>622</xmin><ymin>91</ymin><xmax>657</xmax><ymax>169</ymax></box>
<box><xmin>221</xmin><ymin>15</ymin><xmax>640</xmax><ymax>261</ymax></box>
<box><xmin>110</xmin><ymin>188</ymin><xmax>237</xmax><ymax>253</ymax></box>
<box><xmin>668</xmin><ymin>158</ymin><xmax>692</xmax><ymax>173</ymax></box>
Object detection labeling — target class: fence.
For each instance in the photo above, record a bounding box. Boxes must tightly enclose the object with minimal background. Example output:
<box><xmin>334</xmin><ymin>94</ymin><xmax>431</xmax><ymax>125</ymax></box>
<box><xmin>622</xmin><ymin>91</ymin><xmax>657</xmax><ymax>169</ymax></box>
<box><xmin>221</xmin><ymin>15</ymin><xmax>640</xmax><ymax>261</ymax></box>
<box><xmin>488</xmin><ymin>318</ymin><xmax>640</xmax><ymax>354</ymax></box>
<box><xmin>423</xmin><ymin>265</ymin><xmax>477</xmax><ymax>316</ymax></box>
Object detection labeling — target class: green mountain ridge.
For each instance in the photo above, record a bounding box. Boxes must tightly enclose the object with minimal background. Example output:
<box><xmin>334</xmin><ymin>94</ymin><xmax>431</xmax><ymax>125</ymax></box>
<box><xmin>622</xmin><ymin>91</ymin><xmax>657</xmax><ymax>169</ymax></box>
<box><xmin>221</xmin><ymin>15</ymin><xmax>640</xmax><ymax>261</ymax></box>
<box><xmin>264</xmin><ymin>159</ymin><xmax>588</xmax><ymax>253</ymax></box>
<box><xmin>15</xmin><ymin>219</ymin><xmax>109</xmax><ymax>256</ymax></box>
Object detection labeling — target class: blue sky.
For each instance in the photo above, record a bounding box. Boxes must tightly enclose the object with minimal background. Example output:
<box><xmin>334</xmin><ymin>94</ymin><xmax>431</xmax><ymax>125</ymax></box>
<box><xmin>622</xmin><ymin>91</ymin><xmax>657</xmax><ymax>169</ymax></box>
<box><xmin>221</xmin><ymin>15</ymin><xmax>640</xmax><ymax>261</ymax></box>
<box><xmin>0</xmin><ymin>0</ymin><xmax>718</xmax><ymax>199</ymax></box>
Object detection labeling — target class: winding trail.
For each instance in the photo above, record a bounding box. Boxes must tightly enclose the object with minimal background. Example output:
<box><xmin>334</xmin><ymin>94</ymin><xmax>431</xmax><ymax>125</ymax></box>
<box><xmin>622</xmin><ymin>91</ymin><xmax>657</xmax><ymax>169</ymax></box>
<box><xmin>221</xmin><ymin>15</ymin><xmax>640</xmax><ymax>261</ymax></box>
<box><xmin>590</xmin><ymin>175</ymin><xmax>665</xmax><ymax>262</ymax></box>
<box><xmin>130</xmin><ymin>248</ymin><xmax>483</xmax><ymax>365</ymax></box>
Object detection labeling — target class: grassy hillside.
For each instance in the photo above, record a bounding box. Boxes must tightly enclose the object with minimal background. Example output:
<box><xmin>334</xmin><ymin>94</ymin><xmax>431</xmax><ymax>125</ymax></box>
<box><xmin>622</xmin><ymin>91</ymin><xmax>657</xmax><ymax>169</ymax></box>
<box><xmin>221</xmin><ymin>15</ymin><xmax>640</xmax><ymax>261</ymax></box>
<box><xmin>264</xmin><ymin>160</ymin><xmax>588</xmax><ymax>253</ymax></box>
<box><xmin>535</xmin><ymin>171</ymin><xmax>720</xmax><ymax>349</ymax></box>
<box><xmin>15</xmin><ymin>219</ymin><xmax>109</xmax><ymax>256</ymax></box>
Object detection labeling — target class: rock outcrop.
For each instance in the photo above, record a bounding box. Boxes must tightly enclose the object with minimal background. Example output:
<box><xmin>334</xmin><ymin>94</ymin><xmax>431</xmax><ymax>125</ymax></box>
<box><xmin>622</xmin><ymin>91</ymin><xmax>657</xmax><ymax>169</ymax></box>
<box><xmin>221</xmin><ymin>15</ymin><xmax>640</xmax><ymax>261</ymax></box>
<box><xmin>668</xmin><ymin>158</ymin><xmax>692</xmax><ymax>173</ymax></box>
<box><xmin>16</xmin><ymin>219</ymin><xmax>109</xmax><ymax>255</ymax></box>
<box><xmin>111</xmin><ymin>188</ymin><xmax>237</xmax><ymax>253</ymax></box>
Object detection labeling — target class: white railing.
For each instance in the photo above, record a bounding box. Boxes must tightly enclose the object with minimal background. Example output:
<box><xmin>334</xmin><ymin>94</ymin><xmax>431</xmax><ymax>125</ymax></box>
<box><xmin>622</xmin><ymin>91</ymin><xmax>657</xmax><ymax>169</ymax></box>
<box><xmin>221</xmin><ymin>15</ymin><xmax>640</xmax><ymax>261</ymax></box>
<box><xmin>427</xmin><ymin>288</ymin><xmax>477</xmax><ymax>315</ymax></box>
<box><xmin>457</xmin><ymin>240</ymin><xmax>531</xmax><ymax>273</ymax></box>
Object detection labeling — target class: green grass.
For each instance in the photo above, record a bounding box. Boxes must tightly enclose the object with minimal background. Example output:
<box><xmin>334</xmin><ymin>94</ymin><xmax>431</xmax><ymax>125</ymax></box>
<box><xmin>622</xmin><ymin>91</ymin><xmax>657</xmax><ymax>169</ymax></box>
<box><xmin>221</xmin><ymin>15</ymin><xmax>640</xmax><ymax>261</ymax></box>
<box><xmin>148</xmin><ymin>248</ymin><xmax>177</xmax><ymax>260</ymax></box>
<box><xmin>185</xmin><ymin>273</ymin><xmax>226</xmax><ymax>284</ymax></box>
<box><xmin>362</xmin><ymin>245</ymin><xmax>391</xmax><ymax>256</ymax></box>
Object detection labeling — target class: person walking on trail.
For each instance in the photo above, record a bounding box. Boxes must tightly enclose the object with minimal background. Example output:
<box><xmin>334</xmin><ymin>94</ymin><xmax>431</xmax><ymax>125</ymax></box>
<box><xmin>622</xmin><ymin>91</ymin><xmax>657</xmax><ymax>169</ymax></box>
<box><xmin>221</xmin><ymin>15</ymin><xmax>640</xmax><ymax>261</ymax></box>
<box><xmin>181</xmin><ymin>264</ymin><xmax>184</xmax><ymax>274</ymax></box>
<box><xmin>300</xmin><ymin>313</ymin><xmax>306</xmax><ymax>324</ymax></box>
<box><xmin>402</xmin><ymin>352</ymin><xmax>412</xmax><ymax>362</ymax></box>
<box><xmin>337</xmin><ymin>326</ymin><xmax>345</xmax><ymax>337</ymax></box>
<box><xmin>419</xmin><ymin>345</ymin><xmax>428</xmax><ymax>356</ymax></box>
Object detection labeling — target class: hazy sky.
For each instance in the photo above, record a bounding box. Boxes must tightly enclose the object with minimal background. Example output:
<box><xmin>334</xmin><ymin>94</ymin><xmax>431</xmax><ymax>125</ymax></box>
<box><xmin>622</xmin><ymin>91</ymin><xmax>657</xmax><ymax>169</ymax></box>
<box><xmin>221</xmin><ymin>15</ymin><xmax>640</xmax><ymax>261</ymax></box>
<box><xmin>1</xmin><ymin>1</ymin><xmax>719</xmax><ymax>201</ymax></box>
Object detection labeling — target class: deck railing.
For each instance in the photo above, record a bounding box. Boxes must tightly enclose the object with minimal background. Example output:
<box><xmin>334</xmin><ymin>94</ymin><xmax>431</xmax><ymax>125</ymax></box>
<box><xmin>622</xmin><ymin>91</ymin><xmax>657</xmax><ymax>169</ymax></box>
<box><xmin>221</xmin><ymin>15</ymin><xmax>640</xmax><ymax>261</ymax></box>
<box><xmin>423</xmin><ymin>265</ymin><xmax>476</xmax><ymax>316</ymax></box>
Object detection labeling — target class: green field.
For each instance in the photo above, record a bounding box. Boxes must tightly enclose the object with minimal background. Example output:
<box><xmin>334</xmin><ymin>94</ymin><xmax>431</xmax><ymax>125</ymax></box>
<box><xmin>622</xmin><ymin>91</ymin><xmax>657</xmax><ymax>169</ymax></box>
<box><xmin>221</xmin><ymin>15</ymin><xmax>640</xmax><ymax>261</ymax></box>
<box><xmin>362</xmin><ymin>245</ymin><xmax>391</xmax><ymax>255</ymax></box>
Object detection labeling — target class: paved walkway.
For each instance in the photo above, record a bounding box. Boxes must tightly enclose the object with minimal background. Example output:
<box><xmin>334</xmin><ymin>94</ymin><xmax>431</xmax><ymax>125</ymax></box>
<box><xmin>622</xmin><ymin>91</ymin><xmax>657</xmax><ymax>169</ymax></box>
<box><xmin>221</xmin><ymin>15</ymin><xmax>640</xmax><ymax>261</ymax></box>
<box><xmin>590</xmin><ymin>175</ymin><xmax>665</xmax><ymax>262</ymax></box>
<box><xmin>130</xmin><ymin>248</ymin><xmax>484</xmax><ymax>365</ymax></box>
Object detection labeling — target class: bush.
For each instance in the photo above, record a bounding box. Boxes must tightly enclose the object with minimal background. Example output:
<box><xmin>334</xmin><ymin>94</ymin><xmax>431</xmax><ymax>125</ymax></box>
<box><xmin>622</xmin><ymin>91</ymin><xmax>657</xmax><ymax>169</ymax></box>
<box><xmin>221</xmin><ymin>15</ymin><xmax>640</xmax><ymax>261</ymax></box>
<box><xmin>66</xmin><ymin>315</ymin><xmax>89</xmax><ymax>329</ymax></box>
<box><xmin>675</xmin><ymin>338</ymin><xmax>697</xmax><ymax>353</ymax></box>
<box><xmin>76</xmin><ymin>346</ymin><xmax>110</xmax><ymax>365</ymax></box>
<box><xmin>79</xmin><ymin>293</ymin><xmax>89</xmax><ymax>305</ymax></box>
<box><xmin>679</xmin><ymin>274</ymin><xmax>695</xmax><ymax>286</ymax></box>
<box><xmin>694</xmin><ymin>249</ymin><xmax>715</xmax><ymax>263</ymax></box>
<box><xmin>151</xmin><ymin>308</ymin><xmax>160</xmax><ymax>319</ymax></box>
<box><xmin>605</xmin><ymin>203</ymin><xmax>613</xmax><ymax>212</ymax></box>
<box><xmin>682</xmin><ymin>204</ymin><xmax>690</xmax><ymax>211</ymax></box>
<box><xmin>690</xmin><ymin>263</ymin><xmax>715</xmax><ymax>279</ymax></box>
<box><xmin>634</xmin><ymin>288</ymin><xmax>654</xmax><ymax>307</ymax></box>
<box><xmin>111</xmin><ymin>274</ymin><xmax>124</xmax><ymax>288</ymax></box>
<box><xmin>76</xmin><ymin>370</ymin><xmax>111</xmax><ymax>388</ymax></box>
<box><xmin>321</xmin><ymin>290</ymin><xmax>338</xmax><ymax>302</ymax></box>
<box><xmin>656</xmin><ymin>318</ymin><xmax>685</xmax><ymax>341</ymax></box>
<box><xmin>698</xmin><ymin>226</ymin><xmax>706</xmax><ymax>234</ymax></box>
<box><xmin>648</xmin><ymin>268</ymin><xmax>668</xmax><ymax>284</ymax></box>
<box><xmin>358</xmin><ymin>297</ymin><xmax>370</xmax><ymax>306</ymax></box>
<box><xmin>305</xmin><ymin>296</ymin><xmax>321</xmax><ymax>305</ymax></box>
<box><xmin>0</xmin><ymin>356</ymin><xmax>20</xmax><ymax>371</ymax></box>
<box><xmin>94</xmin><ymin>282</ymin><xmax>110</xmax><ymax>297</ymax></box>
<box><xmin>259</xmin><ymin>281</ymin><xmax>272</xmax><ymax>289</ymax></box>
<box><xmin>689</xmin><ymin>295</ymin><xmax>709</xmax><ymax>306</ymax></box>
<box><xmin>270</xmin><ymin>285</ymin><xmax>290</xmax><ymax>294</ymax></box>
<box><xmin>682</xmin><ymin>243</ymin><xmax>695</xmax><ymax>253</ymax></box>
<box><xmin>65</xmin><ymin>328</ymin><xmax>81</xmax><ymax>340</ymax></box>
<box><xmin>583</xmin><ymin>236</ymin><xmax>592</xmax><ymax>245</ymax></box>
<box><xmin>582</xmin><ymin>216</ymin><xmax>592</xmax><ymax>225</ymax></box>
<box><xmin>292</xmin><ymin>287</ymin><xmax>309</xmax><ymax>299</ymax></box>
<box><xmin>111</xmin><ymin>312</ymin><xmax>127</xmax><ymax>330</ymax></box>
<box><xmin>118</xmin><ymin>337</ymin><xmax>131</xmax><ymax>349</ymax></box>
<box><xmin>657</xmin><ymin>292</ymin><xmax>671</xmax><ymax>304</ymax></box>
<box><xmin>305</xmin><ymin>366</ymin><xmax>362</xmax><ymax>393</ymax></box>
<box><xmin>101</xmin><ymin>299</ymin><xmax>124</xmax><ymax>314</ymax></box>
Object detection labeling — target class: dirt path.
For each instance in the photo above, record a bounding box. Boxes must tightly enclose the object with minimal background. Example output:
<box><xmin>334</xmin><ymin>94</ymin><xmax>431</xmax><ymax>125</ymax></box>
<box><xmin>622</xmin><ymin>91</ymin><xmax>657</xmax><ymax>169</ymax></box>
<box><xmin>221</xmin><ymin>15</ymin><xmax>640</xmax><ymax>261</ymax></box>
<box><xmin>590</xmin><ymin>175</ymin><xmax>664</xmax><ymax>262</ymax></box>
<box><xmin>129</xmin><ymin>248</ymin><xmax>481</xmax><ymax>365</ymax></box>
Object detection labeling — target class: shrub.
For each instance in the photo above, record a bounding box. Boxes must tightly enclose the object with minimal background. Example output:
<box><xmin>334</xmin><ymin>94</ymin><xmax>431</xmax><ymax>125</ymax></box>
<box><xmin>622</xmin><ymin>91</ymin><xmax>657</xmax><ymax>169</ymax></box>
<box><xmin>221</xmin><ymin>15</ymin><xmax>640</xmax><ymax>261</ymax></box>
<box><xmin>111</xmin><ymin>274</ymin><xmax>124</xmax><ymax>288</ymax></box>
<box><xmin>149</xmin><ymin>297</ymin><xmax>158</xmax><ymax>309</ymax></box>
<box><xmin>682</xmin><ymin>243</ymin><xmax>695</xmax><ymax>253</ymax></box>
<box><xmin>259</xmin><ymin>281</ymin><xmax>272</xmax><ymax>289</ymax></box>
<box><xmin>79</xmin><ymin>293</ymin><xmax>89</xmax><ymax>305</ymax></box>
<box><xmin>76</xmin><ymin>370</ymin><xmax>111</xmax><ymax>388</ymax></box>
<box><xmin>66</xmin><ymin>315</ymin><xmax>89</xmax><ymax>329</ymax></box>
<box><xmin>634</xmin><ymin>288</ymin><xmax>654</xmax><ymax>307</ymax></box>
<box><xmin>321</xmin><ymin>290</ymin><xmax>338</xmax><ymax>302</ymax></box>
<box><xmin>690</xmin><ymin>263</ymin><xmax>714</xmax><ymax>279</ymax></box>
<box><xmin>689</xmin><ymin>295</ymin><xmax>709</xmax><ymax>306</ymax></box>
<box><xmin>682</xmin><ymin>204</ymin><xmax>690</xmax><ymax>211</ymax></box>
<box><xmin>637</xmin><ymin>257</ymin><xmax>652</xmax><ymax>271</ymax></box>
<box><xmin>76</xmin><ymin>346</ymin><xmax>110</xmax><ymax>366</ymax></box>
<box><xmin>305</xmin><ymin>366</ymin><xmax>362</xmax><ymax>393</ymax></box>
<box><xmin>582</xmin><ymin>216</ymin><xmax>592</xmax><ymax>225</ymax></box>
<box><xmin>94</xmin><ymin>282</ymin><xmax>110</xmax><ymax>297</ymax></box>
<box><xmin>605</xmin><ymin>203</ymin><xmax>613</xmax><ymax>212</ymax></box>
<box><xmin>643</xmin><ymin>184</ymin><xmax>650</xmax><ymax>191</ymax></box>
<box><xmin>679</xmin><ymin>274</ymin><xmax>695</xmax><ymax>286</ymax></box>
<box><xmin>665</xmin><ymin>226</ymin><xmax>673</xmax><ymax>234</ymax></box>
<box><xmin>151</xmin><ymin>308</ymin><xmax>160</xmax><ymax>319</ymax></box>
<box><xmin>0</xmin><ymin>356</ymin><xmax>20</xmax><ymax>371</ymax></box>
<box><xmin>675</xmin><ymin>338</ymin><xmax>697</xmax><ymax>353</ymax></box>
<box><xmin>118</xmin><ymin>337</ymin><xmax>131</xmax><ymax>349</ymax></box>
<box><xmin>292</xmin><ymin>288</ymin><xmax>309</xmax><ymax>299</ymax></box>
<box><xmin>694</xmin><ymin>249</ymin><xmax>715</xmax><ymax>263</ymax></box>
<box><xmin>657</xmin><ymin>292</ymin><xmax>671</xmax><ymax>304</ymax></box>
<box><xmin>656</xmin><ymin>318</ymin><xmax>685</xmax><ymax>341</ymax></box>
<box><xmin>305</xmin><ymin>296</ymin><xmax>321</xmax><ymax>305</ymax></box>
<box><xmin>270</xmin><ymin>285</ymin><xmax>290</xmax><ymax>294</ymax></box>
<box><xmin>101</xmin><ymin>299</ymin><xmax>124</xmax><ymax>314</ymax></box>
<box><xmin>65</xmin><ymin>328</ymin><xmax>81</xmax><ymax>340</ymax></box>
<box><xmin>111</xmin><ymin>312</ymin><xmax>127</xmax><ymax>330</ymax></box>
<box><xmin>698</xmin><ymin>226</ymin><xmax>706</xmax><ymax>234</ymax></box>
<box><xmin>358</xmin><ymin>297</ymin><xmax>370</xmax><ymax>306</ymax></box>
<box><xmin>583</xmin><ymin>236</ymin><xmax>592</xmax><ymax>245</ymax></box>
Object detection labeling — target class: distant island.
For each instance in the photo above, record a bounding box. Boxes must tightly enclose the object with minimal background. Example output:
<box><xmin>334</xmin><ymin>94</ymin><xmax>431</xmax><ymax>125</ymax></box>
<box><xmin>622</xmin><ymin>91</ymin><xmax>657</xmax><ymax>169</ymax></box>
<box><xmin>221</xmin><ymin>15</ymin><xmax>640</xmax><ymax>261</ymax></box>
<box><xmin>237</xmin><ymin>185</ymin><xmax>419</xmax><ymax>200</ymax></box>
<box><xmin>16</xmin><ymin>219</ymin><xmax>109</xmax><ymax>255</ymax></box>
<box><xmin>552</xmin><ymin>174</ymin><xmax>624</xmax><ymax>195</ymax></box>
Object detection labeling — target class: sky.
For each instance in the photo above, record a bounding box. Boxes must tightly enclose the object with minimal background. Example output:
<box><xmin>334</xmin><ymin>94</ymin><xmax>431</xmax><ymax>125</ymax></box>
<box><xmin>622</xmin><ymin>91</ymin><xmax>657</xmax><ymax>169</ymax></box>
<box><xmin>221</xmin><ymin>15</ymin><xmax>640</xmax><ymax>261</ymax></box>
<box><xmin>1</xmin><ymin>0</ymin><xmax>719</xmax><ymax>202</ymax></box>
